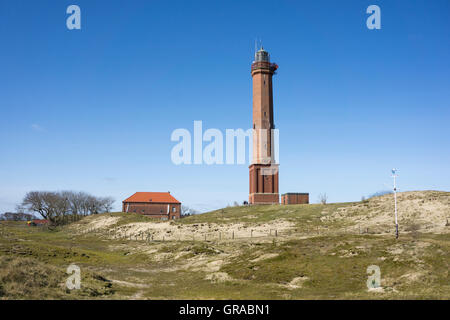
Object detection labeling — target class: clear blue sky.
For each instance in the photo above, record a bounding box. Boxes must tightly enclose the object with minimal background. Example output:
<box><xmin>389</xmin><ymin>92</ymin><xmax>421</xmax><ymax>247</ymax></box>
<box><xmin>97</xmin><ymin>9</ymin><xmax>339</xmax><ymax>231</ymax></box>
<box><xmin>0</xmin><ymin>0</ymin><xmax>449</xmax><ymax>213</ymax></box>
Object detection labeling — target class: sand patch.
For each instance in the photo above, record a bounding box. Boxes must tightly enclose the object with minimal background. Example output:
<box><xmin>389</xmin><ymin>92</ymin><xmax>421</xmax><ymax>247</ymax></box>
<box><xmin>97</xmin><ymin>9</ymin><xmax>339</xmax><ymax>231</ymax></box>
<box><xmin>277</xmin><ymin>276</ymin><xmax>309</xmax><ymax>290</ymax></box>
<box><xmin>111</xmin><ymin>279</ymin><xmax>150</xmax><ymax>288</ymax></box>
<box><xmin>206</xmin><ymin>260</ymin><xmax>223</xmax><ymax>272</ymax></box>
<box><xmin>328</xmin><ymin>191</ymin><xmax>450</xmax><ymax>234</ymax></box>
<box><xmin>152</xmin><ymin>252</ymin><xmax>174</xmax><ymax>262</ymax></box>
<box><xmin>205</xmin><ymin>272</ymin><xmax>232</xmax><ymax>283</ymax></box>
<box><xmin>72</xmin><ymin>216</ymin><xmax>121</xmax><ymax>233</ymax></box>
<box><xmin>251</xmin><ymin>253</ymin><xmax>279</xmax><ymax>262</ymax></box>
<box><xmin>399</xmin><ymin>272</ymin><xmax>423</xmax><ymax>282</ymax></box>
<box><xmin>286</xmin><ymin>276</ymin><xmax>309</xmax><ymax>289</ymax></box>
<box><xmin>108</xmin><ymin>219</ymin><xmax>295</xmax><ymax>242</ymax></box>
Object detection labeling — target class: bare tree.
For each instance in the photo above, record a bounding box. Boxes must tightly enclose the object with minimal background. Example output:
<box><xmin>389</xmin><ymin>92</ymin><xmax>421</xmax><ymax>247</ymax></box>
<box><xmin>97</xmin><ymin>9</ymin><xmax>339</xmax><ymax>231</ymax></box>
<box><xmin>99</xmin><ymin>197</ymin><xmax>115</xmax><ymax>213</ymax></box>
<box><xmin>181</xmin><ymin>205</ymin><xmax>198</xmax><ymax>216</ymax></box>
<box><xmin>19</xmin><ymin>191</ymin><xmax>115</xmax><ymax>225</ymax></box>
<box><xmin>318</xmin><ymin>193</ymin><xmax>328</xmax><ymax>205</ymax></box>
<box><xmin>86</xmin><ymin>195</ymin><xmax>102</xmax><ymax>214</ymax></box>
<box><xmin>0</xmin><ymin>212</ymin><xmax>34</xmax><ymax>221</ymax></box>
<box><xmin>21</xmin><ymin>191</ymin><xmax>61</xmax><ymax>222</ymax></box>
<box><xmin>78</xmin><ymin>192</ymin><xmax>92</xmax><ymax>216</ymax></box>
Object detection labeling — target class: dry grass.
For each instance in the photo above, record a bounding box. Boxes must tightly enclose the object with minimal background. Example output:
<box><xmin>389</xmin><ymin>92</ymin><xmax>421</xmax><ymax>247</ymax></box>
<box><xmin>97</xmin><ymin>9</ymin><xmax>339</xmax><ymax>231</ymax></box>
<box><xmin>0</xmin><ymin>256</ymin><xmax>65</xmax><ymax>299</ymax></box>
<box><xmin>0</xmin><ymin>190</ymin><xmax>449</xmax><ymax>299</ymax></box>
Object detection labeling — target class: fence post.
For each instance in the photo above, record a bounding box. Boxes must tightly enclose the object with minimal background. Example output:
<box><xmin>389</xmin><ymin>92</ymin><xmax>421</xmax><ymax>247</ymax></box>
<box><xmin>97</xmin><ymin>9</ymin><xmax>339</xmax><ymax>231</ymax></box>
<box><xmin>275</xmin><ymin>230</ymin><xmax>278</xmax><ymax>237</ymax></box>
<box><xmin>232</xmin><ymin>231</ymin><xmax>234</xmax><ymax>240</ymax></box>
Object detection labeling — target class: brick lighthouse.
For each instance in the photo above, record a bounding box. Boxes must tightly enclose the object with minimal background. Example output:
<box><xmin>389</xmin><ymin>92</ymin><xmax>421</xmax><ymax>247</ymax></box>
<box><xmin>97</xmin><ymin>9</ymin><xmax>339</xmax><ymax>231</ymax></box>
<box><xmin>249</xmin><ymin>47</ymin><xmax>279</xmax><ymax>204</ymax></box>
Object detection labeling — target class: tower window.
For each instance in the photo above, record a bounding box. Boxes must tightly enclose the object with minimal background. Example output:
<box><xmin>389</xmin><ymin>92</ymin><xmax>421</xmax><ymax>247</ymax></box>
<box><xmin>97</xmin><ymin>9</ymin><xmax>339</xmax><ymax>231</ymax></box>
<box><xmin>264</xmin><ymin>112</ymin><xmax>266</xmax><ymax>117</ymax></box>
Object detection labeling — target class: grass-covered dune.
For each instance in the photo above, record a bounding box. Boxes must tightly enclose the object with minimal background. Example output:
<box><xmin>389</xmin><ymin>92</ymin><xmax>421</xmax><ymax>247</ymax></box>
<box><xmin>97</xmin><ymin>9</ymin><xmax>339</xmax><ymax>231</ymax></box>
<box><xmin>0</xmin><ymin>191</ymin><xmax>449</xmax><ymax>299</ymax></box>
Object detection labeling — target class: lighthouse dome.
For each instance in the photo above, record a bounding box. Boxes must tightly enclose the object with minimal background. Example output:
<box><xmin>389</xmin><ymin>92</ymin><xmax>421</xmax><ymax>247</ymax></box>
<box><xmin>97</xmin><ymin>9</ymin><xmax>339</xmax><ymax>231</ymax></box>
<box><xmin>254</xmin><ymin>48</ymin><xmax>270</xmax><ymax>62</ymax></box>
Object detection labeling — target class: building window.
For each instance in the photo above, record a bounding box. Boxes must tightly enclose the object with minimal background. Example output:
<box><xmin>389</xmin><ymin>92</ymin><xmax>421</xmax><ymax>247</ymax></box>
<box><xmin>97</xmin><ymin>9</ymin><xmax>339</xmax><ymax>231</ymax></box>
<box><xmin>172</xmin><ymin>216</ymin><xmax>176</xmax><ymax>220</ymax></box>
<box><xmin>172</xmin><ymin>207</ymin><xmax>176</xmax><ymax>213</ymax></box>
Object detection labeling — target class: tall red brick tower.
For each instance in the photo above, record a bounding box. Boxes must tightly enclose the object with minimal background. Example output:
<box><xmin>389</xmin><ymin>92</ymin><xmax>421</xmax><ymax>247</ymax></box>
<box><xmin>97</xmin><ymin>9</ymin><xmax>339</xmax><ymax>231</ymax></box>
<box><xmin>249</xmin><ymin>47</ymin><xmax>279</xmax><ymax>204</ymax></box>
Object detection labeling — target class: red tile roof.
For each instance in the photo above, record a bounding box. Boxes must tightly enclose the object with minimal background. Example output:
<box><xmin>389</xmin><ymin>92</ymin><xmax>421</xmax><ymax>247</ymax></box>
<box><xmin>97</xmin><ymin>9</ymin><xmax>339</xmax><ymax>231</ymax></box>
<box><xmin>123</xmin><ymin>192</ymin><xmax>181</xmax><ymax>204</ymax></box>
<box><xmin>32</xmin><ymin>219</ymin><xmax>49</xmax><ymax>224</ymax></box>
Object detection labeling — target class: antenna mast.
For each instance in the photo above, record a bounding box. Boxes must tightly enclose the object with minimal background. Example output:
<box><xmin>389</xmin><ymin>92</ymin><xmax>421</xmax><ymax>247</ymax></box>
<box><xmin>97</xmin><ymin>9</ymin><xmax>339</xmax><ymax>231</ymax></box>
<box><xmin>391</xmin><ymin>169</ymin><xmax>399</xmax><ymax>239</ymax></box>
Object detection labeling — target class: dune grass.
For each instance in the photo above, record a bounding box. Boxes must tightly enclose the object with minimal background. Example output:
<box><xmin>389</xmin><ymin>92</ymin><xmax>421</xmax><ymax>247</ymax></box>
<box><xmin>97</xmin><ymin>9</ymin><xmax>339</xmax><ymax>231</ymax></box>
<box><xmin>0</xmin><ymin>193</ymin><xmax>449</xmax><ymax>299</ymax></box>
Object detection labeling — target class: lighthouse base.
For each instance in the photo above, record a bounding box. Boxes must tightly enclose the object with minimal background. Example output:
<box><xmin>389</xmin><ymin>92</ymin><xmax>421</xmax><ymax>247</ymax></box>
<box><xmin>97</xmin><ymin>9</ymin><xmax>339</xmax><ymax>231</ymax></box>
<box><xmin>249</xmin><ymin>193</ymin><xmax>279</xmax><ymax>204</ymax></box>
<box><xmin>249</xmin><ymin>164</ymin><xmax>279</xmax><ymax>205</ymax></box>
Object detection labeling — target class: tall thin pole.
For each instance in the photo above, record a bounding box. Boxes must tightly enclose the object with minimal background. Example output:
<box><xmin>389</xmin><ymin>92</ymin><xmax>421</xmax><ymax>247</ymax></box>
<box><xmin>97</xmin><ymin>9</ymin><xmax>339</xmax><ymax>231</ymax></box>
<box><xmin>392</xmin><ymin>169</ymin><xmax>399</xmax><ymax>239</ymax></box>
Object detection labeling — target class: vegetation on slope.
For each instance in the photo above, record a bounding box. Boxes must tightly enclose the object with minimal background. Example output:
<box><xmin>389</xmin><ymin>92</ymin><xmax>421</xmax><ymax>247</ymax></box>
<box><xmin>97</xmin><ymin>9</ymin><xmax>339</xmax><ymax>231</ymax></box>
<box><xmin>0</xmin><ymin>191</ymin><xmax>448</xmax><ymax>299</ymax></box>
